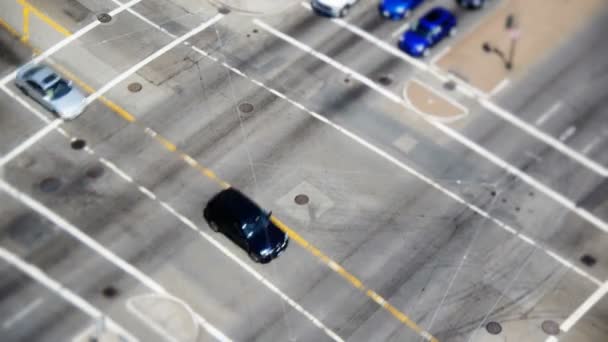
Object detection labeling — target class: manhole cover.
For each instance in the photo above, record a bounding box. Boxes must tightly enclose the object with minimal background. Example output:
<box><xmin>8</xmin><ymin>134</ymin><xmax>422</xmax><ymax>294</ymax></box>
<box><xmin>252</xmin><ymin>29</ymin><xmax>258</xmax><ymax>34</ymax></box>
<box><xmin>102</xmin><ymin>286</ymin><xmax>119</xmax><ymax>298</ymax></box>
<box><xmin>238</xmin><ymin>103</ymin><xmax>254</xmax><ymax>113</ymax></box>
<box><xmin>294</xmin><ymin>194</ymin><xmax>309</xmax><ymax>205</ymax></box>
<box><xmin>218</xmin><ymin>7</ymin><xmax>231</xmax><ymax>14</ymax></box>
<box><xmin>86</xmin><ymin>166</ymin><xmax>104</xmax><ymax>179</ymax></box>
<box><xmin>580</xmin><ymin>254</ymin><xmax>597</xmax><ymax>267</ymax></box>
<box><xmin>443</xmin><ymin>80</ymin><xmax>457</xmax><ymax>91</ymax></box>
<box><xmin>486</xmin><ymin>321</ymin><xmax>502</xmax><ymax>335</ymax></box>
<box><xmin>378</xmin><ymin>75</ymin><xmax>393</xmax><ymax>86</ymax></box>
<box><xmin>39</xmin><ymin>177</ymin><xmax>61</xmax><ymax>193</ymax></box>
<box><xmin>344</xmin><ymin>77</ymin><xmax>351</xmax><ymax>84</ymax></box>
<box><xmin>96</xmin><ymin>13</ymin><xmax>112</xmax><ymax>23</ymax></box>
<box><xmin>541</xmin><ymin>320</ymin><xmax>560</xmax><ymax>336</ymax></box>
<box><xmin>490</xmin><ymin>191</ymin><xmax>496</xmax><ymax>197</ymax></box>
<box><xmin>128</xmin><ymin>82</ymin><xmax>142</xmax><ymax>92</ymax></box>
<box><xmin>70</xmin><ymin>139</ymin><xmax>86</xmax><ymax>150</ymax></box>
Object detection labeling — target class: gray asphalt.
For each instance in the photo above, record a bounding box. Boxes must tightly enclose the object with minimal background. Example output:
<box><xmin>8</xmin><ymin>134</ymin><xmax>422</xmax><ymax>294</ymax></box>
<box><xmin>0</xmin><ymin>0</ymin><xmax>607</xmax><ymax>341</ymax></box>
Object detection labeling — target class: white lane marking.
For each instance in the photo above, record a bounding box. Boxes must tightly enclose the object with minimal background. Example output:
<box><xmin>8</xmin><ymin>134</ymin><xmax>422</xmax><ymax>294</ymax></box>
<box><xmin>535</xmin><ymin>102</ymin><xmax>563</xmax><ymax>126</ymax></box>
<box><xmin>559</xmin><ymin>126</ymin><xmax>577</xmax><ymax>142</ymax></box>
<box><xmin>0</xmin><ymin>120</ymin><xmax>61</xmax><ymax>167</ymax></box>
<box><xmin>126</xmin><ymin>296</ymin><xmax>185</xmax><ymax>342</ymax></box>
<box><xmin>489</xmin><ymin>78</ymin><xmax>509</xmax><ymax>96</ymax></box>
<box><xmin>430</xmin><ymin>46</ymin><xmax>450</xmax><ymax>66</ymax></box>
<box><xmin>582</xmin><ymin>137</ymin><xmax>601</xmax><ymax>155</ymax></box>
<box><xmin>2</xmin><ymin>298</ymin><xmax>44</xmax><ymax>329</ymax></box>
<box><xmin>0</xmin><ymin>180</ymin><xmax>232</xmax><ymax>342</ymax></box>
<box><xmin>560</xmin><ymin>281</ymin><xmax>608</xmax><ymax>332</ymax></box>
<box><xmin>1</xmin><ymin>84</ymin><xmax>52</xmax><ymax>123</ymax></box>
<box><xmin>138</xmin><ymin>186</ymin><xmax>156</xmax><ymax>200</ymax></box>
<box><xmin>411</xmin><ymin>78</ymin><xmax>469</xmax><ymax>115</ymax></box>
<box><xmin>99</xmin><ymin>158</ymin><xmax>133</xmax><ymax>183</ymax></box>
<box><xmin>0</xmin><ymin>0</ymin><xmax>142</xmax><ymax>86</ymax></box>
<box><xmin>85</xmin><ymin>14</ymin><xmax>224</xmax><ymax>106</ymax></box>
<box><xmin>390</xmin><ymin>21</ymin><xmax>410</xmax><ymax>39</ymax></box>
<box><xmin>254</xmin><ymin>19</ymin><xmax>608</xmax><ymax>234</ymax></box>
<box><xmin>298</xmin><ymin>2</ymin><xmax>608</xmax><ymax>178</ymax></box>
<box><xmin>0</xmin><ymin>247</ymin><xmax>138</xmax><ymax>341</ymax></box>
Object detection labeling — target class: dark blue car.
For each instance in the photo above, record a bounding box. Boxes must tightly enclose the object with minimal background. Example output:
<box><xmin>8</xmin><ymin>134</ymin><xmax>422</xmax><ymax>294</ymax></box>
<box><xmin>204</xmin><ymin>188</ymin><xmax>289</xmax><ymax>263</ymax></box>
<box><xmin>398</xmin><ymin>7</ymin><xmax>457</xmax><ymax>57</ymax></box>
<box><xmin>379</xmin><ymin>0</ymin><xmax>425</xmax><ymax>20</ymax></box>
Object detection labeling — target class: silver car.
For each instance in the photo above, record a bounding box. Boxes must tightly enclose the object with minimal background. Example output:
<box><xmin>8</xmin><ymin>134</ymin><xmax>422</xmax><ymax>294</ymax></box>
<box><xmin>15</xmin><ymin>64</ymin><xmax>87</xmax><ymax>120</ymax></box>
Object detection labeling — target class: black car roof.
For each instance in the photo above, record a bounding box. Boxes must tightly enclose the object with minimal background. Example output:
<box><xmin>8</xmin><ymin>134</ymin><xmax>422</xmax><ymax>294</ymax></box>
<box><xmin>211</xmin><ymin>188</ymin><xmax>263</xmax><ymax>222</ymax></box>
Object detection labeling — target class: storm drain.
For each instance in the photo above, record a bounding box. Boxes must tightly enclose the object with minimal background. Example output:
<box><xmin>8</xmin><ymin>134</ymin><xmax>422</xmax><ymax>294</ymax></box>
<box><xmin>580</xmin><ymin>254</ymin><xmax>597</xmax><ymax>267</ymax></box>
<box><xmin>541</xmin><ymin>320</ymin><xmax>560</xmax><ymax>336</ymax></box>
<box><xmin>238</xmin><ymin>102</ymin><xmax>254</xmax><ymax>114</ymax></box>
<box><xmin>39</xmin><ymin>177</ymin><xmax>61</xmax><ymax>193</ymax></box>
<box><xmin>128</xmin><ymin>82</ymin><xmax>142</xmax><ymax>93</ymax></box>
<box><xmin>377</xmin><ymin>75</ymin><xmax>393</xmax><ymax>86</ymax></box>
<box><xmin>485</xmin><ymin>321</ymin><xmax>502</xmax><ymax>335</ymax></box>
<box><xmin>96</xmin><ymin>13</ymin><xmax>112</xmax><ymax>24</ymax></box>
<box><xmin>294</xmin><ymin>194</ymin><xmax>309</xmax><ymax>205</ymax></box>
<box><xmin>102</xmin><ymin>286</ymin><xmax>119</xmax><ymax>299</ymax></box>
<box><xmin>70</xmin><ymin>139</ymin><xmax>86</xmax><ymax>150</ymax></box>
<box><xmin>86</xmin><ymin>166</ymin><xmax>104</xmax><ymax>179</ymax></box>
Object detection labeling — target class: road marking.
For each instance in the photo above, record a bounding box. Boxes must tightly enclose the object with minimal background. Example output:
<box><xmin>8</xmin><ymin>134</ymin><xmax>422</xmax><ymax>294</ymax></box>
<box><xmin>0</xmin><ymin>247</ymin><xmax>137</xmax><ymax>341</ymax></box>
<box><xmin>489</xmin><ymin>78</ymin><xmax>509</xmax><ymax>96</ymax></box>
<box><xmin>254</xmin><ymin>18</ymin><xmax>608</xmax><ymax>234</ymax></box>
<box><xmin>0</xmin><ymin>0</ymin><xmax>142</xmax><ymax>86</ymax></box>
<box><xmin>560</xmin><ymin>280</ymin><xmax>608</xmax><ymax>332</ymax></box>
<box><xmin>2</xmin><ymin>297</ymin><xmax>43</xmax><ymax>329</ymax></box>
<box><xmin>21</xmin><ymin>6</ymin><xmax>30</xmax><ymax>42</ymax></box>
<box><xmin>85</xmin><ymin>13</ymin><xmax>224</xmax><ymax>106</ymax></box>
<box><xmin>582</xmin><ymin>137</ymin><xmax>601</xmax><ymax>155</ymax></box>
<box><xmin>559</xmin><ymin>126</ymin><xmax>577</xmax><ymax>142</ymax></box>
<box><xmin>535</xmin><ymin>102</ymin><xmax>563</xmax><ymax>126</ymax></box>
<box><xmin>0</xmin><ymin>119</ymin><xmax>61</xmax><ymax>167</ymax></box>
<box><xmin>430</xmin><ymin>46</ymin><xmax>450</xmax><ymax>66</ymax></box>
<box><xmin>390</xmin><ymin>21</ymin><xmax>410</xmax><ymax>39</ymax></box>
<box><xmin>0</xmin><ymin>180</ymin><xmax>232</xmax><ymax>342</ymax></box>
<box><xmin>126</xmin><ymin>296</ymin><xmax>186</xmax><ymax>342</ymax></box>
<box><xmin>410</xmin><ymin>78</ymin><xmax>469</xmax><ymax>116</ymax></box>
<box><xmin>1</xmin><ymin>84</ymin><xmax>52</xmax><ymax>122</ymax></box>
<box><xmin>298</xmin><ymin>1</ymin><xmax>608</xmax><ymax>178</ymax></box>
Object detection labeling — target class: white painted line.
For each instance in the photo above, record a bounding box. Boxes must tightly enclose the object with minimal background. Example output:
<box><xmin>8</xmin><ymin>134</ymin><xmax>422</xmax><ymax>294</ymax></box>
<box><xmin>582</xmin><ymin>137</ymin><xmax>601</xmax><ymax>155</ymax></box>
<box><xmin>2</xmin><ymin>298</ymin><xmax>44</xmax><ymax>329</ymax></box>
<box><xmin>0</xmin><ymin>180</ymin><xmax>232</xmax><ymax>342</ymax></box>
<box><xmin>0</xmin><ymin>247</ymin><xmax>138</xmax><ymax>341</ymax></box>
<box><xmin>254</xmin><ymin>19</ymin><xmax>608</xmax><ymax>234</ymax></box>
<box><xmin>99</xmin><ymin>158</ymin><xmax>133</xmax><ymax>183</ymax></box>
<box><xmin>489</xmin><ymin>78</ymin><xmax>509</xmax><ymax>97</ymax></box>
<box><xmin>535</xmin><ymin>102</ymin><xmax>562</xmax><ymax>126</ymax></box>
<box><xmin>299</xmin><ymin>2</ymin><xmax>608</xmax><ymax>178</ymax></box>
<box><xmin>559</xmin><ymin>126</ymin><xmax>577</xmax><ymax>142</ymax></box>
<box><xmin>430</xmin><ymin>46</ymin><xmax>450</xmax><ymax>66</ymax></box>
<box><xmin>138</xmin><ymin>186</ymin><xmax>156</xmax><ymax>200</ymax></box>
<box><xmin>390</xmin><ymin>21</ymin><xmax>410</xmax><ymax>39</ymax></box>
<box><xmin>1</xmin><ymin>84</ymin><xmax>52</xmax><ymax>123</ymax></box>
<box><xmin>126</xmin><ymin>296</ymin><xmax>182</xmax><ymax>342</ymax></box>
<box><xmin>0</xmin><ymin>0</ymin><xmax>143</xmax><ymax>86</ymax></box>
<box><xmin>0</xmin><ymin>120</ymin><xmax>61</xmax><ymax>167</ymax></box>
<box><xmin>85</xmin><ymin>14</ymin><xmax>224</xmax><ymax>106</ymax></box>
<box><xmin>560</xmin><ymin>281</ymin><xmax>608</xmax><ymax>332</ymax></box>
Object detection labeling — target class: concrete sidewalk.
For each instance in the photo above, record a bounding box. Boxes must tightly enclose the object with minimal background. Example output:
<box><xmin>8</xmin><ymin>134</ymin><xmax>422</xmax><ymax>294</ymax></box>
<box><xmin>436</xmin><ymin>0</ymin><xmax>606</xmax><ymax>93</ymax></box>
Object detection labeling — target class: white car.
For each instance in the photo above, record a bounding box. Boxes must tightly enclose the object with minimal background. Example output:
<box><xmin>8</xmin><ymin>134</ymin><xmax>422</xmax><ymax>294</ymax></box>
<box><xmin>310</xmin><ymin>0</ymin><xmax>360</xmax><ymax>17</ymax></box>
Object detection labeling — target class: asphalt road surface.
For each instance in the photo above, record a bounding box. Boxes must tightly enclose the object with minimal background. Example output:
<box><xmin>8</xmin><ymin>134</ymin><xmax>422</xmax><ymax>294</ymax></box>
<box><xmin>0</xmin><ymin>0</ymin><xmax>607</xmax><ymax>342</ymax></box>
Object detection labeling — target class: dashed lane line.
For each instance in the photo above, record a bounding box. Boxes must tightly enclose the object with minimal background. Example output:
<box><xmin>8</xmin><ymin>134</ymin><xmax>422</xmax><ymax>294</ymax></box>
<box><xmin>0</xmin><ymin>119</ymin><xmax>61</xmax><ymax>167</ymax></box>
<box><xmin>299</xmin><ymin>1</ymin><xmax>608</xmax><ymax>178</ymax></box>
<box><xmin>557</xmin><ymin>280</ymin><xmax>608</xmax><ymax>339</ymax></box>
<box><xmin>0</xmin><ymin>180</ymin><xmax>233</xmax><ymax>342</ymax></box>
<box><xmin>0</xmin><ymin>246</ymin><xmax>138</xmax><ymax>342</ymax></box>
<box><xmin>253</xmin><ymin>18</ymin><xmax>608</xmax><ymax>235</ymax></box>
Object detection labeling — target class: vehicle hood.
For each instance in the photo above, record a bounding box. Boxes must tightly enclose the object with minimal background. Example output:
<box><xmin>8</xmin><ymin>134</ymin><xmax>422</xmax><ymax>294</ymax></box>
<box><xmin>51</xmin><ymin>87</ymin><xmax>86</xmax><ymax>118</ymax></box>
<box><xmin>402</xmin><ymin>30</ymin><xmax>428</xmax><ymax>50</ymax></box>
<box><xmin>315</xmin><ymin>0</ymin><xmax>350</xmax><ymax>8</ymax></box>
<box><xmin>249</xmin><ymin>222</ymin><xmax>287</xmax><ymax>252</ymax></box>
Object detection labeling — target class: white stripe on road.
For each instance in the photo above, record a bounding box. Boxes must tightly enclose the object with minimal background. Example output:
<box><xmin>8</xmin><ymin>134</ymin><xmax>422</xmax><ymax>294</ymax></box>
<box><xmin>0</xmin><ymin>0</ymin><xmax>142</xmax><ymax>86</ymax></box>
<box><xmin>0</xmin><ymin>120</ymin><xmax>61</xmax><ymax>167</ymax></box>
<box><xmin>535</xmin><ymin>101</ymin><xmax>563</xmax><ymax>126</ymax></box>
<box><xmin>254</xmin><ymin>19</ymin><xmax>608</xmax><ymax>234</ymax></box>
<box><xmin>85</xmin><ymin>13</ymin><xmax>223</xmax><ymax>106</ymax></box>
<box><xmin>299</xmin><ymin>2</ymin><xmax>608</xmax><ymax>178</ymax></box>
<box><xmin>489</xmin><ymin>78</ymin><xmax>509</xmax><ymax>96</ymax></box>
<box><xmin>1</xmin><ymin>84</ymin><xmax>52</xmax><ymax>123</ymax></box>
<box><xmin>0</xmin><ymin>247</ymin><xmax>138</xmax><ymax>341</ymax></box>
<box><xmin>559</xmin><ymin>126</ymin><xmax>577</xmax><ymax>142</ymax></box>
<box><xmin>0</xmin><ymin>180</ymin><xmax>232</xmax><ymax>342</ymax></box>
<box><xmin>430</xmin><ymin>46</ymin><xmax>450</xmax><ymax>65</ymax></box>
<box><xmin>560</xmin><ymin>281</ymin><xmax>608</xmax><ymax>332</ymax></box>
<box><xmin>390</xmin><ymin>21</ymin><xmax>410</xmax><ymax>39</ymax></box>
<box><xmin>2</xmin><ymin>298</ymin><xmax>43</xmax><ymax>329</ymax></box>
<box><xmin>582</xmin><ymin>137</ymin><xmax>601</xmax><ymax>155</ymax></box>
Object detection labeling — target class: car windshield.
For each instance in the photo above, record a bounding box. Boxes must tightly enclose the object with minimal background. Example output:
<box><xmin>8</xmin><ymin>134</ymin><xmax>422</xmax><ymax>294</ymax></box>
<box><xmin>46</xmin><ymin>80</ymin><xmax>71</xmax><ymax>100</ymax></box>
<box><xmin>242</xmin><ymin>214</ymin><xmax>269</xmax><ymax>238</ymax></box>
<box><xmin>412</xmin><ymin>23</ymin><xmax>433</xmax><ymax>38</ymax></box>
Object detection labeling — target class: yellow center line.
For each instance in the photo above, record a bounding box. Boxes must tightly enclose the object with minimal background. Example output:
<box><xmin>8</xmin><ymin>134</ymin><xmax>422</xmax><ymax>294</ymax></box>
<box><xmin>1</xmin><ymin>4</ymin><xmax>438</xmax><ymax>341</ymax></box>
<box><xmin>17</xmin><ymin>0</ymin><xmax>71</xmax><ymax>37</ymax></box>
<box><xmin>21</xmin><ymin>7</ymin><xmax>30</xmax><ymax>42</ymax></box>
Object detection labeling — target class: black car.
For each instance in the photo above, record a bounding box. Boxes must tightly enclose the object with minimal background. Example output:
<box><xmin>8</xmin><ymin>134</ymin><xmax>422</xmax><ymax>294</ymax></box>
<box><xmin>203</xmin><ymin>188</ymin><xmax>289</xmax><ymax>263</ymax></box>
<box><xmin>456</xmin><ymin>0</ymin><xmax>486</xmax><ymax>9</ymax></box>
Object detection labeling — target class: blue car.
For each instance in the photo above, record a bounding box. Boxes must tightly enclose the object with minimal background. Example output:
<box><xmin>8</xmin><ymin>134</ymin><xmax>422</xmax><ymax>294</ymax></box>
<box><xmin>379</xmin><ymin>0</ymin><xmax>425</xmax><ymax>20</ymax></box>
<box><xmin>398</xmin><ymin>7</ymin><xmax>457</xmax><ymax>57</ymax></box>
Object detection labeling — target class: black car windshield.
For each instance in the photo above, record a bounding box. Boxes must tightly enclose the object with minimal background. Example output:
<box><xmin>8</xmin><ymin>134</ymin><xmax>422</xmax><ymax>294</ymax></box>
<box><xmin>242</xmin><ymin>214</ymin><xmax>270</xmax><ymax>238</ymax></box>
<box><xmin>46</xmin><ymin>80</ymin><xmax>71</xmax><ymax>100</ymax></box>
<box><xmin>412</xmin><ymin>22</ymin><xmax>433</xmax><ymax>38</ymax></box>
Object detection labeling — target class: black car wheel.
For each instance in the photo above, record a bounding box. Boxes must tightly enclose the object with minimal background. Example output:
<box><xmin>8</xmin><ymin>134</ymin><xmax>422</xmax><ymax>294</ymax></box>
<box><xmin>339</xmin><ymin>6</ymin><xmax>350</xmax><ymax>17</ymax></box>
<box><xmin>208</xmin><ymin>221</ymin><xmax>219</xmax><ymax>232</ymax></box>
<box><xmin>249</xmin><ymin>251</ymin><xmax>261</xmax><ymax>263</ymax></box>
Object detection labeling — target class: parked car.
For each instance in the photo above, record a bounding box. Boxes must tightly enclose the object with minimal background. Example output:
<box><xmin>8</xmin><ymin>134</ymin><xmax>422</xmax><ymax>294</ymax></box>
<box><xmin>456</xmin><ymin>0</ymin><xmax>486</xmax><ymax>9</ymax></box>
<box><xmin>310</xmin><ymin>0</ymin><xmax>360</xmax><ymax>18</ymax></box>
<box><xmin>398</xmin><ymin>7</ymin><xmax>457</xmax><ymax>57</ymax></box>
<box><xmin>379</xmin><ymin>0</ymin><xmax>425</xmax><ymax>20</ymax></box>
<box><xmin>203</xmin><ymin>188</ymin><xmax>289</xmax><ymax>263</ymax></box>
<box><xmin>15</xmin><ymin>64</ymin><xmax>86</xmax><ymax>120</ymax></box>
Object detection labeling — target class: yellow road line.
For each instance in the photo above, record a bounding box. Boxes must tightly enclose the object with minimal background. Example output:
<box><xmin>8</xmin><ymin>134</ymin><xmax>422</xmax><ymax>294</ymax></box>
<box><xmin>0</xmin><ymin>17</ymin><xmax>20</xmax><ymax>38</ymax></box>
<box><xmin>21</xmin><ymin>7</ymin><xmax>30</xmax><ymax>42</ymax></box>
<box><xmin>17</xmin><ymin>0</ymin><xmax>71</xmax><ymax>37</ymax></box>
<box><xmin>1</xmin><ymin>6</ymin><xmax>438</xmax><ymax>341</ymax></box>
